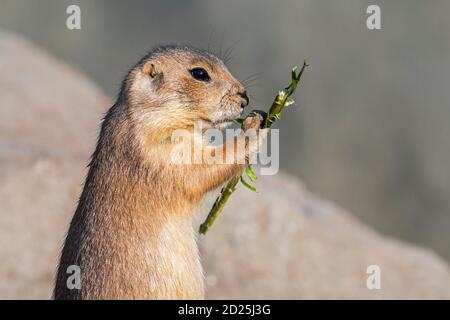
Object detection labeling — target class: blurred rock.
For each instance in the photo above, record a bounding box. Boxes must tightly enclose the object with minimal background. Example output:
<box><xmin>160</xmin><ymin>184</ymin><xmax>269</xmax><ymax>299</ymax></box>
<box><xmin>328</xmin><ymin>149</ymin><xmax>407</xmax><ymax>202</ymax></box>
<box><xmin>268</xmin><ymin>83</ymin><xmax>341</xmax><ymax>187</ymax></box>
<box><xmin>1</xmin><ymin>30</ymin><xmax>449</xmax><ymax>299</ymax></box>
<box><xmin>0</xmin><ymin>30</ymin><xmax>108</xmax><ymax>299</ymax></box>
<box><xmin>198</xmin><ymin>175</ymin><xmax>450</xmax><ymax>298</ymax></box>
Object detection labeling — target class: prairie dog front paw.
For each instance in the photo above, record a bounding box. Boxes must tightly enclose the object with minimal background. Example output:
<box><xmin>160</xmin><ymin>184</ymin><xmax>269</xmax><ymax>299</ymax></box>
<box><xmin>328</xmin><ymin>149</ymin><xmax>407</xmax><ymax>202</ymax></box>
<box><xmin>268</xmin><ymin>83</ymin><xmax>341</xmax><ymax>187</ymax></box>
<box><xmin>241</xmin><ymin>111</ymin><xmax>269</xmax><ymax>162</ymax></box>
<box><xmin>242</xmin><ymin>110</ymin><xmax>266</xmax><ymax>131</ymax></box>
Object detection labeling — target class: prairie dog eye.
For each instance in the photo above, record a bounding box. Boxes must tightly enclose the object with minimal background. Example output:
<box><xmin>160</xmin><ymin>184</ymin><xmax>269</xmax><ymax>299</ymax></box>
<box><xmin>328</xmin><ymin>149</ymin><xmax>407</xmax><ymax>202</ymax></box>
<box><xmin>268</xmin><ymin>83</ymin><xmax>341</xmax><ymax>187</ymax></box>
<box><xmin>190</xmin><ymin>67</ymin><xmax>210</xmax><ymax>82</ymax></box>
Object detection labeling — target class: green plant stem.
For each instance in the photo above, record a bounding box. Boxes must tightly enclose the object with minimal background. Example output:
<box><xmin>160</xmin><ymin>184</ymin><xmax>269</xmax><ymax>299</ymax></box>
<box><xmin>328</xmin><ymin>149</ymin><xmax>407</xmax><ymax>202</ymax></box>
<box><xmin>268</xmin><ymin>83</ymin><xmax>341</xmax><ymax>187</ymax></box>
<box><xmin>198</xmin><ymin>175</ymin><xmax>241</xmax><ymax>234</ymax></box>
<box><xmin>199</xmin><ymin>61</ymin><xmax>308</xmax><ymax>235</ymax></box>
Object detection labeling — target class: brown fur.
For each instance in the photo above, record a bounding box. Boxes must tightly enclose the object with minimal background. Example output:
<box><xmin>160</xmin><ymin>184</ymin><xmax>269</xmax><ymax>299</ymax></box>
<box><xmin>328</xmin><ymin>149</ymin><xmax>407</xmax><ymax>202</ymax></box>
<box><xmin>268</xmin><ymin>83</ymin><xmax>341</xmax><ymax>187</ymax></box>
<box><xmin>53</xmin><ymin>45</ymin><xmax>265</xmax><ymax>299</ymax></box>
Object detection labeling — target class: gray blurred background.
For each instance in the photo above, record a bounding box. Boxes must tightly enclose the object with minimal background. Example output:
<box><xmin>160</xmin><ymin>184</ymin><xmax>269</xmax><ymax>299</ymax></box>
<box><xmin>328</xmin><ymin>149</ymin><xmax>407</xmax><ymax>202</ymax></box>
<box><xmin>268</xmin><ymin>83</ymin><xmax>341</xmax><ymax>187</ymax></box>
<box><xmin>1</xmin><ymin>0</ymin><xmax>449</xmax><ymax>260</ymax></box>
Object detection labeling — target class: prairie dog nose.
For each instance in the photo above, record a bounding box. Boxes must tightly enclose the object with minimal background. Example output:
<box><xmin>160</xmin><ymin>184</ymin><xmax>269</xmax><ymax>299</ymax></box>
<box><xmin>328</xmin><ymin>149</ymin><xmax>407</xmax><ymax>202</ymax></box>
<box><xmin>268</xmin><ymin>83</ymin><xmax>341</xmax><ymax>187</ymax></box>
<box><xmin>237</xmin><ymin>90</ymin><xmax>249</xmax><ymax>107</ymax></box>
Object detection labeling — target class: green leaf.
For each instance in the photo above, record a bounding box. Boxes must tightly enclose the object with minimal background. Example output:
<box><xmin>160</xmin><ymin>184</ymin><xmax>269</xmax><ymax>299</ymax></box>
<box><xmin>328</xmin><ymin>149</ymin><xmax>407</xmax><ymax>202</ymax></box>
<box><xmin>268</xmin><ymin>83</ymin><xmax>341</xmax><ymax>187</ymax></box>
<box><xmin>234</xmin><ymin>118</ymin><xmax>245</xmax><ymax>124</ymax></box>
<box><xmin>240</xmin><ymin>177</ymin><xmax>257</xmax><ymax>192</ymax></box>
<box><xmin>291</xmin><ymin>66</ymin><xmax>298</xmax><ymax>80</ymax></box>
<box><xmin>245</xmin><ymin>166</ymin><xmax>257</xmax><ymax>181</ymax></box>
<box><xmin>285</xmin><ymin>98</ymin><xmax>295</xmax><ymax>107</ymax></box>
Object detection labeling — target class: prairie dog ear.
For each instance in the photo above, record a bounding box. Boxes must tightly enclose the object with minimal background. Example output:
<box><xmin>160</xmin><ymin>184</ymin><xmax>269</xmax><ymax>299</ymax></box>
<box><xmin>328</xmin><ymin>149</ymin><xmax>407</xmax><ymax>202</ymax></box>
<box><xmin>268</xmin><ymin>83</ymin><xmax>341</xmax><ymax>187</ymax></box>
<box><xmin>142</xmin><ymin>61</ymin><xmax>161</xmax><ymax>78</ymax></box>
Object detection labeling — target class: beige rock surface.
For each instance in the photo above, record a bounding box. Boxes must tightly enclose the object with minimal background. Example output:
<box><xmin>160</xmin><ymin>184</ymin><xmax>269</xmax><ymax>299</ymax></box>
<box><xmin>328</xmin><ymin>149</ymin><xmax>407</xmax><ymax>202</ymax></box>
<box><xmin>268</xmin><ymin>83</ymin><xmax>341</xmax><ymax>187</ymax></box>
<box><xmin>1</xmin><ymin>30</ymin><xmax>449</xmax><ymax>299</ymax></box>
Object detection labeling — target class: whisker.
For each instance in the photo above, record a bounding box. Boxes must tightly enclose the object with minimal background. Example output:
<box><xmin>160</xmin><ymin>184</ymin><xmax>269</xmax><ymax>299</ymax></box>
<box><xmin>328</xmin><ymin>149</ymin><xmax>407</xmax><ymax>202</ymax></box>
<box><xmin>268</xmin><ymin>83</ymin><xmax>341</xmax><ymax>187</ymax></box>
<box><xmin>242</xmin><ymin>72</ymin><xmax>263</xmax><ymax>83</ymax></box>
<box><xmin>241</xmin><ymin>73</ymin><xmax>263</xmax><ymax>87</ymax></box>
<box><xmin>222</xmin><ymin>39</ymin><xmax>242</xmax><ymax>65</ymax></box>
<box><xmin>207</xmin><ymin>26</ymin><xmax>217</xmax><ymax>53</ymax></box>
<box><xmin>243</xmin><ymin>83</ymin><xmax>260</xmax><ymax>90</ymax></box>
<box><xmin>218</xmin><ymin>32</ymin><xmax>225</xmax><ymax>60</ymax></box>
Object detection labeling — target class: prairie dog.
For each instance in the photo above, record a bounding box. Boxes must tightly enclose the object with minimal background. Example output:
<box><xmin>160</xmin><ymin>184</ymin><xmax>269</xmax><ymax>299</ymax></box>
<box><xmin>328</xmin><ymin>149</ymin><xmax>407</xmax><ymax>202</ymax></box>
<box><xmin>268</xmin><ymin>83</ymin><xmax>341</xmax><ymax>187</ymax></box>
<box><xmin>53</xmin><ymin>45</ymin><xmax>266</xmax><ymax>299</ymax></box>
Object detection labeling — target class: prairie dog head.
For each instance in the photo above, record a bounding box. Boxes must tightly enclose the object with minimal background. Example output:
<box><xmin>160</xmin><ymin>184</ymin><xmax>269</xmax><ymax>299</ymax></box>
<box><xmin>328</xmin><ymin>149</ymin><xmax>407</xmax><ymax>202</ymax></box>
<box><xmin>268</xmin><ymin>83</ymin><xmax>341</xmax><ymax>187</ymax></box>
<box><xmin>123</xmin><ymin>45</ymin><xmax>249</xmax><ymax>136</ymax></box>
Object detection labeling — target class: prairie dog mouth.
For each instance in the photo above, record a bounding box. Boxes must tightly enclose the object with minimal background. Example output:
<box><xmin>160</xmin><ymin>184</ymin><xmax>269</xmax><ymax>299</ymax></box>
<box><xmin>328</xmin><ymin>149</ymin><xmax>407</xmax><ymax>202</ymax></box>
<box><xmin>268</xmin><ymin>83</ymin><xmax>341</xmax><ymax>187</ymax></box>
<box><xmin>213</xmin><ymin>119</ymin><xmax>235</xmax><ymax>129</ymax></box>
<box><xmin>214</xmin><ymin>107</ymin><xmax>244</xmax><ymax>127</ymax></box>
<box><xmin>201</xmin><ymin>112</ymin><xmax>242</xmax><ymax>129</ymax></box>
<box><xmin>199</xmin><ymin>118</ymin><xmax>235</xmax><ymax>130</ymax></box>
<box><xmin>214</xmin><ymin>117</ymin><xmax>236</xmax><ymax>124</ymax></box>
